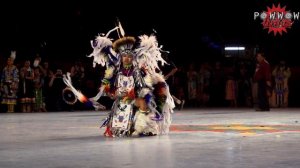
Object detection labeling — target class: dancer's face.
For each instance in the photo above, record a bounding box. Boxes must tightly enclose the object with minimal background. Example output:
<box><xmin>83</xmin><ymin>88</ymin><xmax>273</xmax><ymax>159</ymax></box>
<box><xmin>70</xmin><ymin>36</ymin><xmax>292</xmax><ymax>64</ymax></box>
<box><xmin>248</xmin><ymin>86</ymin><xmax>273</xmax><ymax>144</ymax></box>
<box><xmin>122</xmin><ymin>54</ymin><xmax>133</xmax><ymax>66</ymax></box>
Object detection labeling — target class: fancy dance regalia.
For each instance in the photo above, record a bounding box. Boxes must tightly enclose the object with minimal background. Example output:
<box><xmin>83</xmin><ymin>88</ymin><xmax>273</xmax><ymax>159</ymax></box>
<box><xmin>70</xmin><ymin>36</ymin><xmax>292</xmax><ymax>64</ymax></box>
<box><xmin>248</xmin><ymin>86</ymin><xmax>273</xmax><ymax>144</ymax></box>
<box><xmin>63</xmin><ymin>25</ymin><xmax>175</xmax><ymax>137</ymax></box>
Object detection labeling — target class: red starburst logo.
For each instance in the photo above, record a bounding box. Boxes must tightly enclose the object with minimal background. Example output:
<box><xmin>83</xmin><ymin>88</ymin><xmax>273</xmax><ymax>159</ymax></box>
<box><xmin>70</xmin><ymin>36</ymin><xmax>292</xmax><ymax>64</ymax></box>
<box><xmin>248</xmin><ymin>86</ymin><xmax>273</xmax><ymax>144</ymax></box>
<box><xmin>261</xmin><ymin>4</ymin><xmax>293</xmax><ymax>36</ymax></box>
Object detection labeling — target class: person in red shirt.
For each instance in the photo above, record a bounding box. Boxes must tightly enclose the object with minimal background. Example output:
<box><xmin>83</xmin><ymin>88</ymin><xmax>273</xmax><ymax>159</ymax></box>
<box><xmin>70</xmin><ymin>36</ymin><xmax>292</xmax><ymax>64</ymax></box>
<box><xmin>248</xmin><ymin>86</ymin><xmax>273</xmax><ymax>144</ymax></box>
<box><xmin>253</xmin><ymin>52</ymin><xmax>272</xmax><ymax>111</ymax></box>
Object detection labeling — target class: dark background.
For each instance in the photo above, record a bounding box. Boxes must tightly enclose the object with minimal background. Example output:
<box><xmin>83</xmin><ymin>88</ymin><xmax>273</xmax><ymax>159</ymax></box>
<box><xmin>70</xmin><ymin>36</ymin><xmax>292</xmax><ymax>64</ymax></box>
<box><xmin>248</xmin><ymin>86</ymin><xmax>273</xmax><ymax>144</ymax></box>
<box><xmin>0</xmin><ymin>0</ymin><xmax>299</xmax><ymax>66</ymax></box>
<box><xmin>0</xmin><ymin>0</ymin><xmax>300</xmax><ymax>108</ymax></box>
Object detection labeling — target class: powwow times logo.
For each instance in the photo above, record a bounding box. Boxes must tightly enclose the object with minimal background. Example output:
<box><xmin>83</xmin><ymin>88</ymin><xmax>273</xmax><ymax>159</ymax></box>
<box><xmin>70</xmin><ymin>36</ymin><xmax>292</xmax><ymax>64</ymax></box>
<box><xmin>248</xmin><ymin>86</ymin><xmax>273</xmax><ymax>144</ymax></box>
<box><xmin>254</xmin><ymin>4</ymin><xmax>299</xmax><ymax>36</ymax></box>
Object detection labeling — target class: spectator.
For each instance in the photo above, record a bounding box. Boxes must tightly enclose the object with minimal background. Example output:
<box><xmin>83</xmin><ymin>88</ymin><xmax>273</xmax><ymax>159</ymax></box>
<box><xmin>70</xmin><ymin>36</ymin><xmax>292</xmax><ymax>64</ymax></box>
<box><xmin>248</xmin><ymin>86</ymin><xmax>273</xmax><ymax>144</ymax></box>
<box><xmin>19</xmin><ymin>60</ymin><xmax>35</xmax><ymax>112</ymax></box>
<box><xmin>0</xmin><ymin>57</ymin><xmax>19</xmax><ymax>112</ymax></box>
<box><xmin>271</xmin><ymin>60</ymin><xmax>291</xmax><ymax>107</ymax></box>
<box><xmin>33</xmin><ymin>68</ymin><xmax>46</xmax><ymax>112</ymax></box>
<box><xmin>49</xmin><ymin>69</ymin><xmax>66</xmax><ymax>111</ymax></box>
<box><xmin>253</xmin><ymin>52</ymin><xmax>272</xmax><ymax>111</ymax></box>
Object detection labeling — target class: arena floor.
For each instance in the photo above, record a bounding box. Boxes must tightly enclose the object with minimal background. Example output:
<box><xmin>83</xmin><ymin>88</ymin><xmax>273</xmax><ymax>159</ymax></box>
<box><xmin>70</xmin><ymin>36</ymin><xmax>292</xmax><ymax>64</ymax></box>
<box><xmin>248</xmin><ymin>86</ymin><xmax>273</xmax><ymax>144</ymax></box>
<box><xmin>1</xmin><ymin>108</ymin><xmax>300</xmax><ymax>168</ymax></box>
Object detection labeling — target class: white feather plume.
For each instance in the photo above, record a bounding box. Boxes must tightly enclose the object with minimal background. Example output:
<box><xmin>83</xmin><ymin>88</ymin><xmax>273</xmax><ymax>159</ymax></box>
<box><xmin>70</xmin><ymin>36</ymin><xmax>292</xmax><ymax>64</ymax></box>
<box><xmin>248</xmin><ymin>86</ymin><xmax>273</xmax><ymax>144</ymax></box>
<box><xmin>135</xmin><ymin>35</ymin><xmax>167</xmax><ymax>74</ymax></box>
<box><xmin>118</xmin><ymin>21</ymin><xmax>125</xmax><ymax>37</ymax></box>
<box><xmin>87</xmin><ymin>27</ymin><xmax>119</xmax><ymax>67</ymax></box>
<box><xmin>87</xmin><ymin>36</ymin><xmax>112</xmax><ymax>67</ymax></box>
<box><xmin>10</xmin><ymin>51</ymin><xmax>16</xmax><ymax>60</ymax></box>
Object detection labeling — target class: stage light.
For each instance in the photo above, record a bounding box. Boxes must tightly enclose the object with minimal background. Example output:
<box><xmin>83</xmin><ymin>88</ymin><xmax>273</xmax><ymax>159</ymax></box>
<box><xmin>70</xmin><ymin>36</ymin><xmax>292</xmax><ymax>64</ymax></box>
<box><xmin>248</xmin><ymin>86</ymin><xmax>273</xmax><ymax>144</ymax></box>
<box><xmin>224</xmin><ymin>47</ymin><xmax>245</xmax><ymax>51</ymax></box>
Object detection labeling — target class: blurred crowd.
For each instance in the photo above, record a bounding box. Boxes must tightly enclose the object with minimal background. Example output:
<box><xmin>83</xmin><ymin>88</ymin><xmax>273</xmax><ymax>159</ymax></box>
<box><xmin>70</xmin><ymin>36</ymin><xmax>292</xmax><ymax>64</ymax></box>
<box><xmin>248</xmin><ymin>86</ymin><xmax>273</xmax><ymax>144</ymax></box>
<box><xmin>0</xmin><ymin>52</ymin><xmax>295</xmax><ymax>112</ymax></box>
